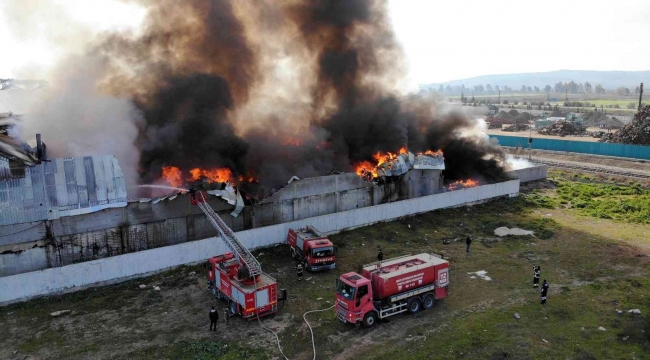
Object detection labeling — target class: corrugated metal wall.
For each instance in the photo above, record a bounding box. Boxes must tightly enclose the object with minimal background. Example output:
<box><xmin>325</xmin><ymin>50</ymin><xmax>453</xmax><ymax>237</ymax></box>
<box><xmin>490</xmin><ymin>135</ymin><xmax>650</xmax><ymax>160</ymax></box>
<box><xmin>0</xmin><ymin>155</ymin><xmax>127</xmax><ymax>226</ymax></box>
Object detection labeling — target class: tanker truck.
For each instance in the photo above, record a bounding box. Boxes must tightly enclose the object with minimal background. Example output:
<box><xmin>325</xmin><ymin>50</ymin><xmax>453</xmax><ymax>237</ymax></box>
<box><xmin>335</xmin><ymin>253</ymin><xmax>449</xmax><ymax>327</ymax></box>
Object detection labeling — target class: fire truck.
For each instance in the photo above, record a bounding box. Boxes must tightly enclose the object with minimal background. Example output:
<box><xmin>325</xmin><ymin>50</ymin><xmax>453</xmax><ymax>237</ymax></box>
<box><xmin>335</xmin><ymin>253</ymin><xmax>449</xmax><ymax>327</ymax></box>
<box><xmin>287</xmin><ymin>226</ymin><xmax>337</xmax><ymax>271</ymax></box>
<box><xmin>190</xmin><ymin>190</ymin><xmax>279</xmax><ymax>319</ymax></box>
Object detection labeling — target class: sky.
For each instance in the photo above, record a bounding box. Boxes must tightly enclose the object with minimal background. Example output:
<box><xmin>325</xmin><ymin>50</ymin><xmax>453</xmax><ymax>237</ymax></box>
<box><xmin>1</xmin><ymin>0</ymin><xmax>649</xmax><ymax>85</ymax></box>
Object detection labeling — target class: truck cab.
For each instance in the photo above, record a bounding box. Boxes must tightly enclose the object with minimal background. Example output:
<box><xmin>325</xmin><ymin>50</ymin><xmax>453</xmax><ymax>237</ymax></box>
<box><xmin>287</xmin><ymin>226</ymin><xmax>337</xmax><ymax>271</ymax></box>
<box><xmin>335</xmin><ymin>273</ymin><xmax>377</xmax><ymax>326</ymax></box>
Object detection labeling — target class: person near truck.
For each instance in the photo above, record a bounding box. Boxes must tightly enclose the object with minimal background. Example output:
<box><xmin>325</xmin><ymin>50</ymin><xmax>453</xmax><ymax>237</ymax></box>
<box><xmin>466</xmin><ymin>236</ymin><xmax>472</xmax><ymax>253</ymax></box>
<box><xmin>209</xmin><ymin>306</ymin><xmax>219</xmax><ymax>331</ymax></box>
<box><xmin>295</xmin><ymin>262</ymin><xmax>304</xmax><ymax>281</ymax></box>
<box><xmin>541</xmin><ymin>279</ymin><xmax>549</xmax><ymax>305</ymax></box>
<box><xmin>377</xmin><ymin>247</ymin><xmax>384</xmax><ymax>263</ymax></box>
<box><xmin>533</xmin><ymin>266</ymin><xmax>541</xmax><ymax>288</ymax></box>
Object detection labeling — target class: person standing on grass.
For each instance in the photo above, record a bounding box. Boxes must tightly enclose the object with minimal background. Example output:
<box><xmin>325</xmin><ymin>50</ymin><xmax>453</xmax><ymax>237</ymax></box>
<box><xmin>541</xmin><ymin>279</ymin><xmax>549</xmax><ymax>305</ymax></box>
<box><xmin>209</xmin><ymin>306</ymin><xmax>219</xmax><ymax>331</ymax></box>
<box><xmin>533</xmin><ymin>266</ymin><xmax>541</xmax><ymax>288</ymax></box>
<box><xmin>466</xmin><ymin>236</ymin><xmax>472</xmax><ymax>253</ymax></box>
<box><xmin>295</xmin><ymin>262</ymin><xmax>304</xmax><ymax>281</ymax></box>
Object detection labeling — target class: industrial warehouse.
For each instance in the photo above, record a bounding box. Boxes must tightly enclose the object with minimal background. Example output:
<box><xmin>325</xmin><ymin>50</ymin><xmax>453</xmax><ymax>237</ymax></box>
<box><xmin>2</xmin><ymin>0</ymin><xmax>649</xmax><ymax>359</ymax></box>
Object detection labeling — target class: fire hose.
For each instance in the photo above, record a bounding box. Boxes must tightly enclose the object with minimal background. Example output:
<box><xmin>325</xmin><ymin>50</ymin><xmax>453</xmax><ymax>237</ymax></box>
<box><xmin>253</xmin><ymin>273</ymin><xmax>335</xmax><ymax>360</ymax></box>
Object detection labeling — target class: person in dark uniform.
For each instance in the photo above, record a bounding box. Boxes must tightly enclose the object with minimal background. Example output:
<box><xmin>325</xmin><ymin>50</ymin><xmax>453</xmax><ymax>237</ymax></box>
<box><xmin>295</xmin><ymin>262</ymin><xmax>304</xmax><ymax>281</ymax></box>
<box><xmin>533</xmin><ymin>266</ymin><xmax>541</xmax><ymax>288</ymax></box>
<box><xmin>377</xmin><ymin>247</ymin><xmax>384</xmax><ymax>263</ymax></box>
<box><xmin>541</xmin><ymin>279</ymin><xmax>549</xmax><ymax>305</ymax></box>
<box><xmin>209</xmin><ymin>306</ymin><xmax>219</xmax><ymax>331</ymax></box>
<box><xmin>466</xmin><ymin>236</ymin><xmax>472</xmax><ymax>253</ymax></box>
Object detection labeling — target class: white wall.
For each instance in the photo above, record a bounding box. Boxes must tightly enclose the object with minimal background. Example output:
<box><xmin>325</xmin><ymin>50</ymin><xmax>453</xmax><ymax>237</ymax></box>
<box><xmin>0</xmin><ymin>180</ymin><xmax>519</xmax><ymax>305</ymax></box>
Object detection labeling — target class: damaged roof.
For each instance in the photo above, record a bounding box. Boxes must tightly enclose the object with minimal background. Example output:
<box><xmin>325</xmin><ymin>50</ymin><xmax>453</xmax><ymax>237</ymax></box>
<box><xmin>0</xmin><ymin>155</ymin><xmax>127</xmax><ymax>226</ymax></box>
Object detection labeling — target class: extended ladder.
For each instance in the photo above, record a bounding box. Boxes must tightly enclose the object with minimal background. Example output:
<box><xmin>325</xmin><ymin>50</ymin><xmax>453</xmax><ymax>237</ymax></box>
<box><xmin>194</xmin><ymin>191</ymin><xmax>262</xmax><ymax>277</ymax></box>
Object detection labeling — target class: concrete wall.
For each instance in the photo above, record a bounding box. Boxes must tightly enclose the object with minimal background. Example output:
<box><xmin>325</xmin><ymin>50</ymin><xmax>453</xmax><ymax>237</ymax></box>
<box><xmin>505</xmin><ymin>165</ymin><xmax>548</xmax><ymax>183</ymax></box>
<box><xmin>0</xmin><ymin>180</ymin><xmax>519</xmax><ymax>305</ymax></box>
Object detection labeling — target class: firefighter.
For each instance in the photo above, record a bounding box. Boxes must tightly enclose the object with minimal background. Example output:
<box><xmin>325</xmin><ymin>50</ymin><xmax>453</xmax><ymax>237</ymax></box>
<box><xmin>295</xmin><ymin>262</ymin><xmax>304</xmax><ymax>281</ymax></box>
<box><xmin>209</xmin><ymin>306</ymin><xmax>219</xmax><ymax>331</ymax></box>
<box><xmin>377</xmin><ymin>247</ymin><xmax>384</xmax><ymax>263</ymax></box>
<box><xmin>533</xmin><ymin>266</ymin><xmax>541</xmax><ymax>288</ymax></box>
<box><xmin>541</xmin><ymin>279</ymin><xmax>549</xmax><ymax>305</ymax></box>
<box><xmin>466</xmin><ymin>236</ymin><xmax>472</xmax><ymax>253</ymax></box>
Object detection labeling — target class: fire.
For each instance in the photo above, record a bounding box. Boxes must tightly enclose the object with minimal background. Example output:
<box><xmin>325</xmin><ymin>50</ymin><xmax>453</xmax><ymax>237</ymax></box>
<box><xmin>238</xmin><ymin>172</ymin><xmax>258</xmax><ymax>183</ymax></box>
<box><xmin>447</xmin><ymin>179</ymin><xmax>479</xmax><ymax>191</ymax></box>
<box><xmin>373</xmin><ymin>147</ymin><xmax>407</xmax><ymax>166</ymax></box>
<box><xmin>190</xmin><ymin>167</ymin><xmax>233</xmax><ymax>183</ymax></box>
<box><xmin>161</xmin><ymin>166</ymin><xmax>183</xmax><ymax>187</ymax></box>
<box><xmin>354</xmin><ymin>161</ymin><xmax>378</xmax><ymax>179</ymax></box>
<box><xmin>422</xmin><ymin>149</ymin><xmax>443</xmax><ymax>157</ymax></box>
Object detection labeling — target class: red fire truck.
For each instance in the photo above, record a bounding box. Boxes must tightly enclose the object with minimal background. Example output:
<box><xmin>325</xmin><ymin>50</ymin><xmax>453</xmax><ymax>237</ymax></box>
<box><xmin>287</xmin><ymin>226</ymin><xmax>337</xmax><ymax>271</ymax></box>
<box><xmin>190</xmin><ymin>190</ymin><xmax>279</xmax><ymax>319</ymax></box>
<box><xmin>335</xmin><ymin>253</ymin><xmax>449</xmax><ymax>327</ymax></box>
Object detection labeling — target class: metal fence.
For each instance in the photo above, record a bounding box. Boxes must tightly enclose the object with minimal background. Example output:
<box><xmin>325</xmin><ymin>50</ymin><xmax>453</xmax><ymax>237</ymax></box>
<box><xmin>490</xmin><ymin>135</ymin><xmax>650</xmax><ymax>160</ymax></box>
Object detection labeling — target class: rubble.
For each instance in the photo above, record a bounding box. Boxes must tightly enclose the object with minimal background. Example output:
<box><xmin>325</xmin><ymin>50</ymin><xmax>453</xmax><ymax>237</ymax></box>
<box><xmin>603</xmin><ymin>106</ymin><xmax>650</xmax><ymax>145</ymax></box>
<box><xmin>536</xmin><ymin>121</ymin><xmax>587</xmax><ymax>136</ymax></box>
<box><xmin>628</xmin><ymin>309</ymin><xmax>641</xmax><ymax>314</ymax></box>
<box><xmin>50</xmin><ymin>310</ymin><xmax>71</xmax><ymax>317</ymax></box>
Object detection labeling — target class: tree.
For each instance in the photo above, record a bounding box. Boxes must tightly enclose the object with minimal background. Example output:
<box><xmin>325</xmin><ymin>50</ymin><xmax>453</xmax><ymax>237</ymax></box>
<box><xmin>495</xmin><ymin>85</ymin><xmax>501</xmax><ymax>93</ymax></box>
<box><xmin>445</xmin><ymin>85</ymin><xmax>453</xmax><ymax>94</ymax></box>
<box><xmin>595</xmin><ymin>84</ymin><xmax>605</xmax><ymax>94</ymax></box>
<box><xmin>486</xmin><ymin>84</ymin><xmax>493</xmax><ymax>94</ymax></box>
<box><xmin>534</xmin><ymin>86</ymin><xmax>540</xmax><ymax>93</ymax></box>
<box><xmin>474</xmin><ymin>84</ymin><xmax>485</xmax><ymax>94</ymax></box>
<box><xmin>616</xmin><ymin>87</ymin><xmax>631</xmax><ymax>96</ymax></box>
<box><xmin>635</xmin><ymin>86</ymin><xmax>641</xmax><ymax>95</ymax></box>
<box><xmin>554</xmin><ymin>82</ymin><xmax>565</xmax><ymax>93</ymax></box>
<box><xmin>544</xmin><ymin>85</ymin><xmax>552</xmax><ymax>93</ymax></box>
<box><xmin>584</xmin><ymin>82</ymin><xmax>592</xmax><ymax>94</ymax></box>
<box><xmin>567</xmin><ymin>81</ymin><xmax>578</xmax><ymax>94</ymax></box>
<box><xmin>438</xmin><ymin>85</ymin><xmax>444</xmax><ymax>93</ymax></box>
<box><xmin>520</xmin><ymin>85</ymin><xmax>527</xmax><ymax>93</ymax></box>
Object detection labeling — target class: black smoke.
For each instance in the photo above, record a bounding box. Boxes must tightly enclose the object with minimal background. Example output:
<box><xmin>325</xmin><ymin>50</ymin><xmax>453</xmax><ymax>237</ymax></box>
<box><xmin>94</xmin><ymin>0</ymin><xmax>507</xmax><ymax>193</ymax></box>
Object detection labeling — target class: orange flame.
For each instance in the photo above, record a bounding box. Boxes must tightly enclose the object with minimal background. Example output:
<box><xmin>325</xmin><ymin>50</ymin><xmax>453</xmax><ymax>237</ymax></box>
<box><xmin>161</xmin><ymin>166</ymin><xmax>183</xmax><ymax>187</ymax></box>
<box><xmin>422</xmin><ymin>149</ymin><xmax>444</xmax><ymax>157</ymax></box>
<box><xmin>354</xmin><ymin>147</ymin><xmax>445</xmax><ymax>180</ymax></box>
<box><xmin>190</xmin><ymin>167</ymin><xmax>233</xmax><ymax>183</ymax></box>
<box><xmin>354</xmin><ymin>161</ymin><xmax>378</xmax><ymax>178</ymax></box>
<box><xmin>447</xmin><ymin>179</ymin><xmax>479</xmax><ymax>191</ymax></box>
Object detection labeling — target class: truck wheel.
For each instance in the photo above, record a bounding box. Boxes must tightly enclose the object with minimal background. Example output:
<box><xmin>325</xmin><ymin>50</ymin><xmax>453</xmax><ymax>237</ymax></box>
<box><xmin>229</xmin><ymin>301</ymin><xmax>238</xmax><ymax>315</ymax></box>
<box><xmin>362</xmin><ymin>312</ymin><xmax>378</xmax><ymax>328</ymax></box>
<box><xmin>422</xmin><ymin>294</ymin><xmax>435</xmax><ymax>310</ymax></box>
<box><xmin>408</xmin><ymin>298</ymin><xmax>422</xmax><ymax>314</ymax></box>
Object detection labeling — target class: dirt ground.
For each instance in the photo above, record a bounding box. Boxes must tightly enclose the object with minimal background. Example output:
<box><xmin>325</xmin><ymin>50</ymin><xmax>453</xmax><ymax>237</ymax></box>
<box><xmin>506</xmin><ymin>148</ymin><xmax>650</xmax><ymax>174</ymax></box>
<box><xmin>487</xmin><ymin>128</ymin><xmax>616</xmax><ymax>142</ymax></box>
<box><xmin>1</xmin><ymin>176</ymin><xmax>650</xmax><ymax>360</ymax></box>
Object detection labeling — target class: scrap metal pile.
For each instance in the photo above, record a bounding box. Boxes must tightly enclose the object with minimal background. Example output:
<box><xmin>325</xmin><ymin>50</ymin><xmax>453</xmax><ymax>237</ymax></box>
<box><xmin>536</xmin><ymin>121</ymin><xmax>587</xmax><ymax>137</ymax></box>
<box><xmin>603</xmin><ymin>106</ymin><xmax>650</xmax><ymax>145</ymax></box>
<box><xmin>0</xmin><ymin>112</ymin><xmax>41</xmax><ymax>166</ymax></box>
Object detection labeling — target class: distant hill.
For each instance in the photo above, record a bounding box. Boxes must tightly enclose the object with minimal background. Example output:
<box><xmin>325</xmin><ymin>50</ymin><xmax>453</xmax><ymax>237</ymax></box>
<box><xmin>423</xmin><ymin>70</ymin><xmax>650</xmax><ymax>91</ymax></box>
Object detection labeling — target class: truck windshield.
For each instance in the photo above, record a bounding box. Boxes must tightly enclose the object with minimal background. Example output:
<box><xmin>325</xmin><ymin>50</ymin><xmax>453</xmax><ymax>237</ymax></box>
<box><xmin>336</xmin><ymin>279</ymin><xmax>356</xmax><ymax>301</ymax></box>
<box><xmin>313</xmin><ymin>246</ymin><xmax>334</xmax><ymax>257</ymax></box>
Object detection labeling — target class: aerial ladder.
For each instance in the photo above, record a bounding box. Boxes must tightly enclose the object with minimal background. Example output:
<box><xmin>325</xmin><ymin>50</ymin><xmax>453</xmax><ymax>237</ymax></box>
<box><xmin>189</xmin><ymin>189</ymin><xmax>261</xmax><ymax>279</ymax></box>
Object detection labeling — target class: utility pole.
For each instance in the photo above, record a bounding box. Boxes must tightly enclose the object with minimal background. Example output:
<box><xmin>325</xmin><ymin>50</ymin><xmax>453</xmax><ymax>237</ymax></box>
<box><xmin>498</xmin><ymin>90</ymin><xmax>501</xmax><ymax>104</ymax></box>
<box><xmin>639</xmin><ymin>83</ymin><xmax>644</xmax><ymax>110</ymax></box>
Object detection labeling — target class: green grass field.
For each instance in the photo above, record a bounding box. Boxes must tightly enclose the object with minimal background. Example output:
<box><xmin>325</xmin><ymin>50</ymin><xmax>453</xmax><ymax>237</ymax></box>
<box><xmin>1</xmin><ymin>172</ymin><xmax>649</xmax><ymax>359</ymax></box>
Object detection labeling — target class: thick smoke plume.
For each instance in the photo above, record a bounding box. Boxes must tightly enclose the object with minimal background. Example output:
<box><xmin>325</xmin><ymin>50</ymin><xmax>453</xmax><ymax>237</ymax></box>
<box><xmin>8</xmin><ymin>0</ymin><xmax>509</xmax><ymax>194</ymax></box>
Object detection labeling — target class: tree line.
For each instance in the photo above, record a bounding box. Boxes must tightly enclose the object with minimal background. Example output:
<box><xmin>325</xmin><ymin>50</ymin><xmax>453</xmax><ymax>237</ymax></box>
<box><xmin>429</xmin><ymin>82</ymin><xmax>642</xmax><ymax>96</ymax></box>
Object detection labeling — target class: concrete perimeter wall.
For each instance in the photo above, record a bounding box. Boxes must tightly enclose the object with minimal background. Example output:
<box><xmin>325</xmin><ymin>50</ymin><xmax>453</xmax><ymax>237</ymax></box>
<box><xmin>0</xmin><ymin>180</ymin><xmax>519</xmax><ymax>305</ymax></box>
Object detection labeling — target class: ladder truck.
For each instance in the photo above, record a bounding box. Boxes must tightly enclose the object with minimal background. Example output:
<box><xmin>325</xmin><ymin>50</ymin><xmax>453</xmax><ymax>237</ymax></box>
<box><xmin>190</xmin><ymin>190</ymin><xmax>279</xmax><ymax>319</ymax></box>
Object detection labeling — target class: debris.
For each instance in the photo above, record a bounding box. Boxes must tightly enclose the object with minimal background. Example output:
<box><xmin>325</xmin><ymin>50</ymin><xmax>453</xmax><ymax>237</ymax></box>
<box><xmin>616</xmin><ymin>309</ymin><xmax>623</xmax><ymax>314</ymax></box>
<box><xmin>50</xmin><ymin>310</ymin><xmax>71</xmax><ymax>317</ymax></box>
<box><xmin>604</xmin><ymin>106</ymin><xmax>650</xmax><ymax>145</ymax></box>
<box><xmin>139</xmin><ymin>284</ymin><xmax>147</xmax><ymax>289</ymax></box>
<box><xmin>514</xmin><ymin>313</ymin><xmax>521</xmax><ymax>319</ymax></box>
<box><xmin>154</xmin><ymin>286</ymin><xmax>161</xmax><ymax>291</ymax></box>
<box><xmin>537</xmin><ymin>121</ymin><xmax>587</xmax><ymax>137</ymax></box>
<box><xmin>541</xmin><ymin>339</ymin><xmax>549</xmax><ymax>343</ymax></box>
<box><xmin>598</xmin><ymin>326</ymin><xmax>606</xmax><ymax>331</ymax></box>
<box><xmin>306</xmin><ymin>277</ymin><xmax>312</xmax><ymax>281</ymax></box>
<box><xmin>188</xmin><ymin>271</ymin><xmax>196</xmax><ymax>276</ymax></box>
<box><xmin>257</xmin><ymin>253</ymin><xmax>264</xmax><ymax>257</ymax></box>
<box><xmin>623</xmin><ymin>336</ymin><xmax>629</xmax><ymax>341</ymax></box>
<box><xmin>467</xmin><ymin>270</ymin><xmax>492</xmax><ymax>281</ymax></box>
<box><xmin>628</xmin><ymin>309</ymin><xmax>641</xmax><ymax>314</ymax></box>
<box><xmin>317</xmin><ymin>297</ymin><xmax>323</xmax><ymax>300</ymax></box>
<box><xmin>494</xmin><ymin>227</ymin><xmax>534</xmax><ymax>237</ymax></box>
